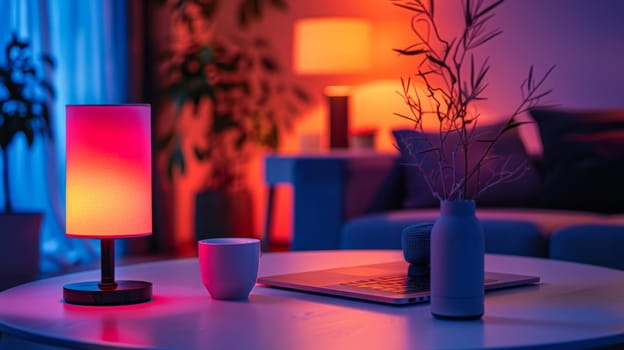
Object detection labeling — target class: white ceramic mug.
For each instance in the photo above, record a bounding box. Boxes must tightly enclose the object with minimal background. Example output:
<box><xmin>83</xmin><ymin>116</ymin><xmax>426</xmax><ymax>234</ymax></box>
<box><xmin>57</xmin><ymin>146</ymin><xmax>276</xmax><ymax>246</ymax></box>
<box><xmin>198</xmin><ymin>238</ymin><xmax>261</xmax><ymax>300</ymax></box>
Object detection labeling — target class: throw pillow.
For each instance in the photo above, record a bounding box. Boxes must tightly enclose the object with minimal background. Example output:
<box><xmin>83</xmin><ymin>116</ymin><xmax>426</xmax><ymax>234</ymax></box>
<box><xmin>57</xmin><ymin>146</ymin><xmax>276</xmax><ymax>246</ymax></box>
<box><xmin>530</xmin><ymin>108</ymin><xmax>624</xmax><ymax>213</ymax></box>
<box><xmin>393</xmin><ymin>123</ymin><xmax>541</xmax><ymax>209</ymax></box>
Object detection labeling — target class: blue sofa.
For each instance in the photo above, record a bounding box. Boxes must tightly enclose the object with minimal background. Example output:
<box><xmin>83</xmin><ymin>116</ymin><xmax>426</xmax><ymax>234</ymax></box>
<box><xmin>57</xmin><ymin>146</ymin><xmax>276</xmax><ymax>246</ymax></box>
<box><xmin>266</xmin><ymin>108</ymin><xmax>624</xmax><ymax>270</ymax></box>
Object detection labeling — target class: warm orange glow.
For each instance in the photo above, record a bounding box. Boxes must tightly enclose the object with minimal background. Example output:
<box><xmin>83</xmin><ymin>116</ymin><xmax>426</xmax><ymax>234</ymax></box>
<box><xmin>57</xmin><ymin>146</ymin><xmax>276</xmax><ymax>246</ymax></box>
<box><xmin>350</xmin><ymin>79</ymin><xmax>501</xmax><ymax>151</ymax></box>
<box><xmin>323</xmin><ymin>85</ymin><xmax>352</xmax><ymax>96</ymax></box>
<box><xmin>294</xmin><ymin>17</ymin><xmax>372</xmax><ymax>74</ymax></box>
<box><xmin>66</xmin><ymin>105</ymin><xmax>152</xmax><ymax>238</ymax></box>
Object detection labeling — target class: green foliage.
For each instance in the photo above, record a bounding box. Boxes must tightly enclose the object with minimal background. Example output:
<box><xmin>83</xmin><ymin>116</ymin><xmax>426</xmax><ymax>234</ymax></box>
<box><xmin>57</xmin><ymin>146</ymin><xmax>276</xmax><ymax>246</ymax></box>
<box><xmin>157</xmin><ymin>0</ymin><xmax>310</xmax><ymax>190</ymax></box>
<box><xmin>393</xmin><ymin>0</ymin><xmax>554</xmax><ymax>200</ymax></box>
<box><xmin>0</xmin><ymin>32</ymin><xmax>55</xmax><ymax>212</ymax></box>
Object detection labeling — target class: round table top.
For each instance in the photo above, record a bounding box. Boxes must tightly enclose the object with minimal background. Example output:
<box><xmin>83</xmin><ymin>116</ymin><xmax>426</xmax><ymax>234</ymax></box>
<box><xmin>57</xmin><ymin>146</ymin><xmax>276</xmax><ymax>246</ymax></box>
<box><xmin>1</xmin><ymin>250</ymin><xmax>624</xmax><ymax>350</ymax></box>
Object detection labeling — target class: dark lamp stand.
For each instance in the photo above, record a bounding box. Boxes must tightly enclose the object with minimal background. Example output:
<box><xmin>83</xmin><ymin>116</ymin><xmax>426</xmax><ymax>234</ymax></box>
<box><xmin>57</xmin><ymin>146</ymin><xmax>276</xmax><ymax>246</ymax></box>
<box><xmin>63</xmin><ymin>239</ymin><xmax>152</xmax><ymax>306</ymax></box>
<box><xmin>328</xmin><ymin>94</ymin><xmax>349</xmax><ymax>149</ymax></box>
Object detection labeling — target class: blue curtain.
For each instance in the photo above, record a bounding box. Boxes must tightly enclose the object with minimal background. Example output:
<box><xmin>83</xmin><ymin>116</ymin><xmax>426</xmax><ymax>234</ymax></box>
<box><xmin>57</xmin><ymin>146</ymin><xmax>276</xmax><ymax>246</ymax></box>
<box><xmin>0</xmin><ymin>0</ymin><xmax>129</xmax><ymax>274</ymax></box>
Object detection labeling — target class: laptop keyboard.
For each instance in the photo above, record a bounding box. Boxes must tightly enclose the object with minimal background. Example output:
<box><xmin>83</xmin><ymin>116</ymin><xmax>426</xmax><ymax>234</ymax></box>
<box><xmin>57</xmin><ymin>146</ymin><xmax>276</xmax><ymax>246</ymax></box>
<box><xmin>341</xmin><ymin>274</ymin><xmax>497</xmax><ymax>294</ymax></box>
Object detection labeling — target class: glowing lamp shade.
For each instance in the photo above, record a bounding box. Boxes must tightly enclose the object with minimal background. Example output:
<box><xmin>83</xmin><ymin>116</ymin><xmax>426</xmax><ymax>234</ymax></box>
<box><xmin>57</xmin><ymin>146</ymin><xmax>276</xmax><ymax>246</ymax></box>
<box><xmin>66</xmin><ymin>105</ymin><xmax>152</xmax><ymax>238</ymax></box>
<box><xmin>64</xmin><ymin>104</ymin><xmax>152</xmax><ymax>306</ymax></box>
<box><xmin>293</xmin><ymin>18</ymin><xmax>372</xmax><ymax>74</ymax></box>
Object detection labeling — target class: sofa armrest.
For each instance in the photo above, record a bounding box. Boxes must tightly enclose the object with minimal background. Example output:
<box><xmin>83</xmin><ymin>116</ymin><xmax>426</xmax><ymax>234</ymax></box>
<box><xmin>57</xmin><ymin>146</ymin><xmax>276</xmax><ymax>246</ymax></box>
<box><xmin>265</xmin><ymin>152</ymin><xmax>402</xmax><ymax>250</ymax></box>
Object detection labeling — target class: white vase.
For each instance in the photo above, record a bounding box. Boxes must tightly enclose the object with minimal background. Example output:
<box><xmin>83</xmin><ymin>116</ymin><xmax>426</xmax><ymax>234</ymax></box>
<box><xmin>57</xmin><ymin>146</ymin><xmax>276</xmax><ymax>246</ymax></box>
<box><xmin>430</xmin><ymin>200</ymin><xmax>484</xmax><ymax>319</ymax></box>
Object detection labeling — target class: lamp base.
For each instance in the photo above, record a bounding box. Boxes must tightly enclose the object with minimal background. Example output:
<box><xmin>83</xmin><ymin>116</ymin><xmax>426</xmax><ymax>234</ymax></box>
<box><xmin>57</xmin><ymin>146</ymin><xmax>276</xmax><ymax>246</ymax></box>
<box><xmin>63</xmin><ymin>280</ymin><xmax>152</xmax><ymax>306</ymax></box>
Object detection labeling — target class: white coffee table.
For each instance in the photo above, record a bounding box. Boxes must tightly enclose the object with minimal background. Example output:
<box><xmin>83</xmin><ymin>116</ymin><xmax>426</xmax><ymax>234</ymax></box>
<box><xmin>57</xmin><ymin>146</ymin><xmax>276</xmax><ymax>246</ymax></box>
<box><xmin>1</xmin><ymin>250</ymin><xmax>624</xmax><ymax>349</ymax></box>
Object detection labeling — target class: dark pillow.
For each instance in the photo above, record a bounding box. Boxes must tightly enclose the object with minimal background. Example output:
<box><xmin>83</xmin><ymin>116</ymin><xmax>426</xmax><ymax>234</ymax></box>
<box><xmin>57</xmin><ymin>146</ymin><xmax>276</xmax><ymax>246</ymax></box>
<box><xmin>530</xmin><ymin>108</ymin><xmax>624</xmax><ymax>213</ymax></box>
<box><xmin>393</xmin><ymin>123</ymin><xmax>541</xmax><ymax>209</ymax></box>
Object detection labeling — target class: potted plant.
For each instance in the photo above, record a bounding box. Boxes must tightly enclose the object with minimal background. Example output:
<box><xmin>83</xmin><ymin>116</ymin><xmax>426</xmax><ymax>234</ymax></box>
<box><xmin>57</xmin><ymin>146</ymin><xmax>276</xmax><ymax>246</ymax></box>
<box><xmin>156</xmin><ymin>0</ymin><xmax>309</xmax><ymax>243</ymax></box>
<box><xmin>392</xmin><ymin>0</ymin><xmax>554</xmax><ymax>318</ymax></box>
<box><xmin>0</xmin><ymin>33</ymin><xmax>55</xmax><ymax>289</ymax></box>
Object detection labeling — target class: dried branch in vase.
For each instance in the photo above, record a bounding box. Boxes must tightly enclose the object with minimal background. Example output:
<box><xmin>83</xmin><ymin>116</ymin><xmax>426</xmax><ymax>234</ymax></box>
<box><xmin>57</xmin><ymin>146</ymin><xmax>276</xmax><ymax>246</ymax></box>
<box><xmin>393</xmin><ymin>0</ymin><xmax>555</xmax><ymax>201</ymax></box>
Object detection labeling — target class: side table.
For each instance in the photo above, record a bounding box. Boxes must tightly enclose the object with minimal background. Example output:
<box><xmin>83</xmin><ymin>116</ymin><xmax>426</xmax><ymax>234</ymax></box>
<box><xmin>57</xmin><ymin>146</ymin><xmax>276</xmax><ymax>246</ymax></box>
<box><xmin>263</xmin><ymin>151</ymin><xmax>399</xmax><ymax>250</ymax></box>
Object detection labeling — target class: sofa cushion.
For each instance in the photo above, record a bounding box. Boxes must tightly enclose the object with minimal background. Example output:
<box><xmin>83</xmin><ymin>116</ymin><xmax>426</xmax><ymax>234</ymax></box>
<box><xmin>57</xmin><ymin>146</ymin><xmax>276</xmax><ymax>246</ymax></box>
<box><xmin>531</xmin><ymin>108</ymin><xmax>624</xmax><ymax>213</ymax></box>
<box><xmin>392</xmin><ymin>123</ymin><xmax>540</xmax><ymax>209</ymax></box>
<box><xmin>340</xmin><ymin>208</ymin><xmax>610</xmax><ymax>257</ymax></box>
<box><xmin>550</xmin><ymin>224</ymin><xmax>624</xmax><ymax>270</ymax></box>
<box><xmin>340</xmin><ymin>209</ymin><xmax>546</xmax><ymax>256</ymax></box>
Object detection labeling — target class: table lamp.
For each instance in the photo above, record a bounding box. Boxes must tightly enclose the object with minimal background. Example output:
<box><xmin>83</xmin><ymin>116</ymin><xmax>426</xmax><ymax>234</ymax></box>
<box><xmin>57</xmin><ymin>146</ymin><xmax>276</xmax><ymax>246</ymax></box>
<box><xmin>64</xmin><ymin>104</ymin><xmax>152</xmax><ymax>306</ymax></box>
<box><xmin>293</xmin><ymin>17</ymin><xmax>372</xmax><ymax>149</ymax></box>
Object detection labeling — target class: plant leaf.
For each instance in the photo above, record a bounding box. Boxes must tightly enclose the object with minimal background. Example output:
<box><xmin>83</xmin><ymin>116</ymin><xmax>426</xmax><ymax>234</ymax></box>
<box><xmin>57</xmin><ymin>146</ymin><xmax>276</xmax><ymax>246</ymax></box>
<box><xmin>193</xmin><ymin>145</ymin><xmax>211</xmax><ymax>161</ymax></box>
<box><xmin>155</xmin><ymin>129</ymin><xmax>175</xmax><ymax>150</ymax></box>
<box><xmin>502</xmin><ymin>121</ymin><xmax>532</xmax><ymax>133</ymax></box>
<box><xmin>426</xmin><ymin>54</ymin><xmax>448</xmax><ymax>69</ymax></box>
<box><xmin>392</xmin><ymin>2</ymin><xmax>426</xmax><ymax>13</ymax></box>
<box><xmin>474</xmin><ymin>0</ymin><xmax>504</xmax><ymax>20</ymax></box>
<box><xmin>292</xmin><ymin>85</ymin><xmax>311</xmax><ymax>103</ymax></box>
<box><xmin>169</xmin><ymin>144</ymin><xmax>186</xmax><ymax>178</ymax></box>
<box><xmin>40</xmin><ymin>81</ymin><xmax>55</xmax><ymax>98</ymax></box>
<box><xmin>393</xmin><ymin>48</ymin><xmax>427</xmax><ymax>56</ymax></box>
<box><xmin>260</xmin><ymin>56</ymin><xmax>279</xmax><ymax>72</ymax></box>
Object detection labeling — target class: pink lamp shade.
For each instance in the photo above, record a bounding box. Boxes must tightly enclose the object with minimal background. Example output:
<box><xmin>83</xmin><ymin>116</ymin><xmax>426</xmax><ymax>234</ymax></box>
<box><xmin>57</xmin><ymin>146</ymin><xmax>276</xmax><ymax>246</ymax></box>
<box><xmin>64</xmin><ymin>104</ymin><xmax>153</xmax><ymax>306</ymax></box>
<box><xmin>66</xmin><ymin>104</ymin><xmax>152</xmax><ymax>238</ymax></box>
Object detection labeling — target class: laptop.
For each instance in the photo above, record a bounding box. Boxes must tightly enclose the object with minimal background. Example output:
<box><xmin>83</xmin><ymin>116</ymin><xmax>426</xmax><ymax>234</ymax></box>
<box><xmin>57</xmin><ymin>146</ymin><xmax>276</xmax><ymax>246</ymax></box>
<box><xmin>258</xmin><ymin>261</ymin><xmax>540</xmax><ymax>305</ymax></box>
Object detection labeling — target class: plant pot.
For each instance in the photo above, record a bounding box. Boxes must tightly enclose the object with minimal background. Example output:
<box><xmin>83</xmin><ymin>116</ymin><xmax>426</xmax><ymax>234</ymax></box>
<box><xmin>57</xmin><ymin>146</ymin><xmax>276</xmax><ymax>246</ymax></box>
<box><xmin>0</xmin><ymin>213</ymin><xmax>43</xmax><ymax>290</ymax></box>
<box><xmin>194</xmin><ymin>188</ymin><xmax>255</xmax><ymax>242</ymax></box>
<box><xmin>430</xmin><ymin>200</ymin><xmax>484</xmax><ymax>319</ymax></box>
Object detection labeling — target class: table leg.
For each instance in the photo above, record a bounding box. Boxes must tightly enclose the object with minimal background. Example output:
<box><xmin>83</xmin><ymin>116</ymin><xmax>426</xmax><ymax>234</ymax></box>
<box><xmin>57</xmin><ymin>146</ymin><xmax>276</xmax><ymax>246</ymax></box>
<box><xmin>262</xmin><ymin>185</ymin><xmax>275</xmax><ymax>252</ymax></box>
